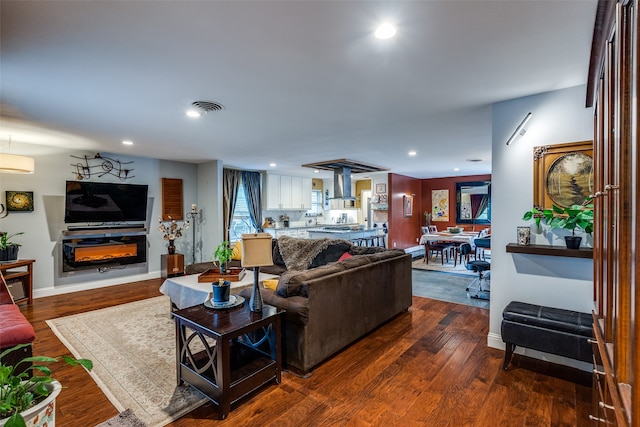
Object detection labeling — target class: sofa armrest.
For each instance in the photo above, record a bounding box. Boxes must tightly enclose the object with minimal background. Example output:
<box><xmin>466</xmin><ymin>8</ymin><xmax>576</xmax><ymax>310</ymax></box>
<box><xmin>239</xmin><ymin>287</ymin><xmax>308</xmax><ymax>324</ymax></box>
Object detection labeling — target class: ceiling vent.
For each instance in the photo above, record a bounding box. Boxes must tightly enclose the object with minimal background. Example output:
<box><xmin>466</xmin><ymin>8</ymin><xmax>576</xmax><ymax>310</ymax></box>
<box><xmin>191</xmin><ymin>101</ymin><xmax>224</xmax><ymax>113</ymax></box>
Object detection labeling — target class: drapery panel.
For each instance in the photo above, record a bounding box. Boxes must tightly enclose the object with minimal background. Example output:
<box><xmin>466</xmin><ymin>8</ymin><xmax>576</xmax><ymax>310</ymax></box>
<box><xmin>223</xmin><ymin>169</ymin><xmax>242</xmax><ymax>242</ymax></box>
<box><xmin>470</xmin><ymin>194</ymin><xmax>489</xmax><ymax>219</ymax></box>
<box><xmin>242</xmin><ymin>171</ymin><xmax>262</xmax><ymax>232</ymax></box>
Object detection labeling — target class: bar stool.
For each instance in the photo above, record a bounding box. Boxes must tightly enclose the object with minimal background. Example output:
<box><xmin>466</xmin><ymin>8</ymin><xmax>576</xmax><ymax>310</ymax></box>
<box><xmin>363</xmin><ymin>236</ymin><xmax>377</xmax><ymax>247</ymax></box>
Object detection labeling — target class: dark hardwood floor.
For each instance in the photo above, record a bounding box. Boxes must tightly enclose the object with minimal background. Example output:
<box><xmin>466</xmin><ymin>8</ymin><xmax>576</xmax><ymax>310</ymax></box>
<box><xmin>20</xmin><ymin>279</ymin><xmax>592</xmax><ymax>426</ymax></box>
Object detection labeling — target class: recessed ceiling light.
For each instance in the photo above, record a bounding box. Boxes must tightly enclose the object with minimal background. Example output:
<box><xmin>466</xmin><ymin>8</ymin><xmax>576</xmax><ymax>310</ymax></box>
<box><xmin>269</xmin><ymin>163</ymin><xmax>277</xmax><ymax>167</ymax></box>
<box><xmin>375</xmin><ymin>23</ymin><xmax>396</xmax><ymax>39</ymax></box>
<box><xmin>122</xmin><ymin>140</ymin><xmax>133</xmax><ymax>145</ymax></box>
<box><xmin>408</xmin><ymin>151</ymin><xmax>417</xmax><ymax>156</ymax></box>
<box><xmin>314</xmin><ymin>170</ymin><xmax>320</xmax><ymax>173</ymax></box>
<box><xmin>453</xmin><ymin>167</ymin><xmax>460</xmax><ymax>171</ymax></box>
<box><xmin>186</xmin><ymin>110</ymin><xmax>201</xmax><ymax>118</ymax></box>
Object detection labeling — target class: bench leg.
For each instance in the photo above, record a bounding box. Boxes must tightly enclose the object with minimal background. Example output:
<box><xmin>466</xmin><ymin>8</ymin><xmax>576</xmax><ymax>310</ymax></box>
<box><xmin>503</xmin><ymin>342</ymin><xmax>515</xmax><ymax>370</ymax></box>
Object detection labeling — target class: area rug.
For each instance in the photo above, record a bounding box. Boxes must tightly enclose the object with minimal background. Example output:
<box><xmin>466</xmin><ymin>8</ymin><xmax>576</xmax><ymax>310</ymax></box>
<box><xmin>412</xmin><ymin>269</ymin><xmax>489</xmax><ymax>309</ymax></box>
<box><xmin>412</xmin><ymin>257</ymin><xmax>477</xmax><ymax>276</ymax></box>
<box><xmin>46</xmin><ymin>296</ymin><xmax>207</xmax><ymax>427</ymax></box>
<box><xmin>95</xmin><ymin>409</ymin><xmax>147</xmax><ymax>427</ymax></box>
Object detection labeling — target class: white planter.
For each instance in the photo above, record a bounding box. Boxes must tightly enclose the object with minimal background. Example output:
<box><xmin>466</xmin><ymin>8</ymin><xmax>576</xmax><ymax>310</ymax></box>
<box><xmin>0</xmin><ymin>381</ymin><xmax>62</xmax><ymax>427</ymax></box>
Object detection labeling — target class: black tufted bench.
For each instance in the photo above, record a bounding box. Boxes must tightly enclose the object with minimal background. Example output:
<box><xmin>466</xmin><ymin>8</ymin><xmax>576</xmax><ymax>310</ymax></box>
<box><xmin>501</xmin><ymin>301</ymin><xmax>593</xmax><ymax>370</ymax></box>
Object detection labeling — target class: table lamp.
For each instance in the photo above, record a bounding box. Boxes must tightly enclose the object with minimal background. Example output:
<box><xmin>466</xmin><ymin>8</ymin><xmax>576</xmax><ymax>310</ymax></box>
<box><xmin>241</xmin><ymin>233</ymin><xmax>273</xmax><ymax>312</ymax></box>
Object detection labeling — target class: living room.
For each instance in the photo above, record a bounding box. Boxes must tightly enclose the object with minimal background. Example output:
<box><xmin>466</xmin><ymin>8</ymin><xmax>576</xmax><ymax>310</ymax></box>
<box><xmin>1</xmin><ymin>1</ymin><xmax>603</xmax><ymax>425</ymax></box>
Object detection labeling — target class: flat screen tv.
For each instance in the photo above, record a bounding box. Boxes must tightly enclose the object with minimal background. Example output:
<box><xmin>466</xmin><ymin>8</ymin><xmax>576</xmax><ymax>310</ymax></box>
<box><xmin>64</xmin><ymin>181</ymin><xmax>148</xmax><ymax>223</ymax></box>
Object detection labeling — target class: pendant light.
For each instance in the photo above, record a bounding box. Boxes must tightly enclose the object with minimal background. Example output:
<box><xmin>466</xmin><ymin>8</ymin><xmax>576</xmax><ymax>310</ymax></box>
<box><xmin>0</xmin><ymin>137</ymin><xmax>35</xmax><ymax>173</ymax></box>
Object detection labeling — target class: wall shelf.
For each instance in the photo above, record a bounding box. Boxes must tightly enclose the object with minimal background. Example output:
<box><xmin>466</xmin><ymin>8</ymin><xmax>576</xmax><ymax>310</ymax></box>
<box><xmin>506</xmin><ymin>243</ymin><xmax>593</xmax><ymax>259</ymax></box>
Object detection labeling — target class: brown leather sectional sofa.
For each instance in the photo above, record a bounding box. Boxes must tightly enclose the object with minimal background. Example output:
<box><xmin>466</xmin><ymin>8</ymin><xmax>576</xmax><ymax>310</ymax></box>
<box><xmin>237</xmin><ymin>240</ymin><xmax>413</xmax><ymax>376</ymax></box>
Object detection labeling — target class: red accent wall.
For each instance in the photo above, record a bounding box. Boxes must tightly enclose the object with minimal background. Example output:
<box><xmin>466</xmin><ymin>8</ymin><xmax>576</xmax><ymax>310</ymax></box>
<box><xmin>420</xmin><ymin>174</ymin><xmax>491</xmax><ymax>233</ymax></box>
<box><xmin>388</xmin><ymin>173</ymin><xmax>423</xmax><ymax>249</ymax></box>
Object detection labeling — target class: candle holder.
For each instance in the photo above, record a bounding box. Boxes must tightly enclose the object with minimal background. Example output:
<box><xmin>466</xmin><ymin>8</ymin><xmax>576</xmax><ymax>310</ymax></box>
<box><xmin>187</xmin><ymin>205</ymin><xmax>201</xmax><ymax>265</ymax></box>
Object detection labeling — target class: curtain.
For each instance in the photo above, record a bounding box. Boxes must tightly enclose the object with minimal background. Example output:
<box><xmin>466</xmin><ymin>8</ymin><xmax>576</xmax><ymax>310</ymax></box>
<box><xmin>223</xmin><ymin>169</ymin><xmax>242</xmax><ymax>242</ymax></box>
<box><xmin>470</xmin><ymin>194</ymin><xmax>489</xmax><ymax>219</ymax></box>
<box><xmin>242</xmin><ymin>171</ymin><xmax>262</xmax><ymax>232</ymax></box>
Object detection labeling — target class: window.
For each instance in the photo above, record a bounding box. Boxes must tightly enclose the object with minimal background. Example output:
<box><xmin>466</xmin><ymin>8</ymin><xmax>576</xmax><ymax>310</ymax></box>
<box><xmin>308</xmin><ymin>190</ymin><xmax>323</xmax><ymax>215</ymax></box>
<box><xmin>230</xmin><ymin>182</ymin><xmax>256</xmax><ymax>243</ymax></box>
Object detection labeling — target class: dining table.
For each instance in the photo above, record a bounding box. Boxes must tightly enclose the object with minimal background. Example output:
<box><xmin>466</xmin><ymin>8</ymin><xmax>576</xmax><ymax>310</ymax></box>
<box><xmin>420</xmin><ymin>231</ymin><xmax>480</xmax><ymax>265</ymax></box>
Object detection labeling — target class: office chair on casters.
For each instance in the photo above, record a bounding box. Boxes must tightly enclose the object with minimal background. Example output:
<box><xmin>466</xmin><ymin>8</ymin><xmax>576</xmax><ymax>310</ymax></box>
<box><xmin>455</xmin><ymin>243</ymin><xmax>490</xmax><ymax>299</ymax></box>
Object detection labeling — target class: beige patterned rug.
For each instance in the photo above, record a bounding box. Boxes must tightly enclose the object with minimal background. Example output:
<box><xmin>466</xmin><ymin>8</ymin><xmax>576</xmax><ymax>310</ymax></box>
<box><xmin>46</xmin><ymin>296</ymin><xmax>207</xmax><ymax>427</ymax></box>
<box><xmin>412</xmin><ymin>257</ymin><xmax>477</xmax><ymax>276</ymax></box>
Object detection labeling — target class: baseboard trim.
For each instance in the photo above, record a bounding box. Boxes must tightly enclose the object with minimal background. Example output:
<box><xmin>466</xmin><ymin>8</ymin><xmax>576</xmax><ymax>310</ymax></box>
<box><xmin>34</xmin><ymin>271</ymin><xmax>161</xmax><ymax>298</ymax></box>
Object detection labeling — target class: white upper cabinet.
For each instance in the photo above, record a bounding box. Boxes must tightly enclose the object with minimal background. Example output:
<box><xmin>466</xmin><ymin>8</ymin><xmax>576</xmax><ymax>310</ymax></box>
<box><xmin>264</xmin><ymin>173</ymin><xmax>312</xmax><ymax>210</ymax></box>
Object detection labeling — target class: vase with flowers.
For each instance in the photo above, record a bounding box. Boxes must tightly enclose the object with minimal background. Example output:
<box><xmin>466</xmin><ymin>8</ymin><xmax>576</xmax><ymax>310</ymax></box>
<box><xmin>158</xmin><ymin>216</ymin><xmax>190</xmax><ymax>254</ymax></box>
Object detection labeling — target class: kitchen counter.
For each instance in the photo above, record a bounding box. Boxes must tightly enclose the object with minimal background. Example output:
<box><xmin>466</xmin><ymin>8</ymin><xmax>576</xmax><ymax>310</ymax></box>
<box><xmin>307</xmin><ymin>228</ymin><xmax>383</xmax><ymax>240</ymax></box>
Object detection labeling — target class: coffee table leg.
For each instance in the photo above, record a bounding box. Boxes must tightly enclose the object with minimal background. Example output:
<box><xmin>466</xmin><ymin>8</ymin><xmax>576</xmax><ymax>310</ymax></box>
<box><xmin>219</xmin><ymin>337</ymin><xmax>231</xmax><ymax>419</ymax></box>
<box><xmin>175</xmin><ymin>320</ymin><xmax>184</xmax><ymax>386</ymax></box>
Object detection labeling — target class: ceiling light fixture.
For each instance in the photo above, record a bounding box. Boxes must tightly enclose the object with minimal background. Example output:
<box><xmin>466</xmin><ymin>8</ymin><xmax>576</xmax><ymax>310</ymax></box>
<box><xmin>0</xmin><ymin>137</ymin><xmax>35</xmax><ymax>174</ymax></box>
<box><xmin>269</xmin><ymin>163</ymin><xmax>277</xmax><ymax>167</ymax></box>
<box><xmin>375</xmin><ymin>23</ymin><xmax>396</xmax><ymax>39</ymax></box>
<box><xmin>408</xmin><ymin>151</ymin><xmax>417</xmax><ymax>156</ymax></box>
<box><xmin>0</xmin><ymin>153</ymin><xmax>35</xmax><ymax>174</ymax></box>
<box><xmin>185</xmin><ymin>110</ymin><xmax>201</xmax><ymax>118</ymax></box>
<box><xmin>122</xmin><ymin>140</ymin><xmax>133</xmax><ymax>145</ymax></box>
<box><xmin>506</xmin><ymin>112</ymin><xmax>533</xmax><ymax>146</ymax></box>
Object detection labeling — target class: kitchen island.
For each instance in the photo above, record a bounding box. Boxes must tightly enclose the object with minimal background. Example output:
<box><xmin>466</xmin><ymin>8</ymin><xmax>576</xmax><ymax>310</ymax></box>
<box><xmin>307</xmin><ymin>226</ymin><xmax>385</xmax><ymax>245</ymax></box>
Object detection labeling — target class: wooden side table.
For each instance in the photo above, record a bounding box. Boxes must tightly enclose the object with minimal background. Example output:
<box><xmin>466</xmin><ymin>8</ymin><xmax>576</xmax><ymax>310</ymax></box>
<box><xmin>0</xmin><ymin>259</ymin><xmax>35</xmax><ymax>305</ymax></box>
<box><xmin>173</xmin><ymin>302</ymin><xmax>282</xmax><ymax>419</ymax></box>
<box><xmin>161</xmin><ymin>253</ymin><xmax>184</xmax><ymax>279</ymax></box>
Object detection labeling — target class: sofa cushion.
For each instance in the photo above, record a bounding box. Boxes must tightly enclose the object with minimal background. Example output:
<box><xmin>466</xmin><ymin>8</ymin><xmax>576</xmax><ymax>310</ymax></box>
<box><xmin>272</xmin><ymin>240</ymin><xmax>286</xmax><ymax>266</ymax></box>
<box><xmin>338</xmin><ymin>252</ymin><xmax>353</xmax><ymax>262</ymax></box>
<box><xmin>231</xmin><ymin>241</ymin><xmax>242</xmax><ymax>260</ymax></box>
<box><xmin>278</xmin><ymin>236</ymin><xmax>352</xmax><ymax>270</ymax></box>
<box><xmin>308</xmin><ymin>241</ymin><xmax>353</xmax><ymax>268</ymax></box>
<box><xmin>0</xmin><ymin>305</ymin><xmax>36</xmax><ymax>347</ymax></box>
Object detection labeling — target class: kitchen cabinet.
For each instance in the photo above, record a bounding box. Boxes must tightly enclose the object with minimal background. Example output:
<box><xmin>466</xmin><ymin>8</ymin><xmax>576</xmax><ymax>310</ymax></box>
<box><xmin>264</xmin><ymin>173</ymin><xmax>312</xmax><ymax>210</ymax></box>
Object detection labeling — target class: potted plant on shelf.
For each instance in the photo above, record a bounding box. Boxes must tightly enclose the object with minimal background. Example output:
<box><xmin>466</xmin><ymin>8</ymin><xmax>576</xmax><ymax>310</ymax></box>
<box><xmin>212</xmin><ymin>241</ymin><xmax>234</xmax><ymax>274</ymax></box>
<box><xmin>0</xmin><ymin>232</ymin><xmax>23</xmax><ymax>262</ymax></box>
<box><xmin>522</xmin><ymin>200</ymin><xmax>594</xmax><ymax>249</ymax></box>
<box><xmin>0</xmin><ymin>343</ymin><xmax>93</xmax><ymax>427</ymax></box>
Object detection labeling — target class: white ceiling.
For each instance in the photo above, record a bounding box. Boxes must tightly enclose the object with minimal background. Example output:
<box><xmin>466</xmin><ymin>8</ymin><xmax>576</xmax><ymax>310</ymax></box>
<box><xmin>0</xmin><ymin>0</ymin><xmax>597</xmax><ymax>180</ymax></box>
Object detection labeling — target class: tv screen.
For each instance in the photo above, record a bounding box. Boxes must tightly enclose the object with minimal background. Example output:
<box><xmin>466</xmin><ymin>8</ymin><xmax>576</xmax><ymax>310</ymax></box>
<box><xmin>64</xmin><ymin>181</ymin><xmax>148</xmax><ymax>223</ymax></box>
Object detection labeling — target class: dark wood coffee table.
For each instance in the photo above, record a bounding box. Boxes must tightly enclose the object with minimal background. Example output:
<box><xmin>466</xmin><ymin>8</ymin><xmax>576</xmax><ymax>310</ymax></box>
<box><xmin>173</xmin><ymin>302</ymin><xmax>282</xmax><ymax>419</ymax></box>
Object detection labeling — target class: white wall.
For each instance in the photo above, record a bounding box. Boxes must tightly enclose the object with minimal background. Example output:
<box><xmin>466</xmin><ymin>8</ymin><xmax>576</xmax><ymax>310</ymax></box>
<box><xmin>0</xmin><ymin>146</ymin><xmax>218</xmax><ymax>297</ymax></box>
<box><xmin>490</xmin><ymin>84</ymin><xmax>594</xmax><ymax>369</ymax></box>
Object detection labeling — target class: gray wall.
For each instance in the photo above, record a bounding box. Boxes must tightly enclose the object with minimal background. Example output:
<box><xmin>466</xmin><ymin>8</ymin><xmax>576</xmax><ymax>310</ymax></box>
<box><xmin>0</xmin><ymin>147</ymin><xmax>222</xmax><ymax>297</ymax></box>
<box><xmin>489</xmin><ymin>84</ymin><xmax>594</xmax><ymax>369</ymax></box>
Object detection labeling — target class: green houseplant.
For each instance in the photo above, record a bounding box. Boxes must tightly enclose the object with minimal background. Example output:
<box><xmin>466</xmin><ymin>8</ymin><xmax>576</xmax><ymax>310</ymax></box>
<box><xmin>0</xmin><ymin>343</ymin><xmax>93</xmax><ymax>427</ymax></box>
<box><xmin>0</xmin><ymin>232</ymin><xmax>23</xmax><ymax>262</ymax></box>
<box><xmin>522</xmin><ymin>200</ymin><xmax>594</xmax><ymax>249</ymax></box>
<box><xmin>212</xmin><ymin>241</ymin><xmax>234</xmax><ymax>274</ymax></box>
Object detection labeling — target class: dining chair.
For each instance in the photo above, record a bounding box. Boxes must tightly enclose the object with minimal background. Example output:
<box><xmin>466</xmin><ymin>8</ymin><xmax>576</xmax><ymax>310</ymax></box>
<box><xmin>424</xmin><ymin>241</ymin><xmax>453</xmax><ymax>265</ymax></box>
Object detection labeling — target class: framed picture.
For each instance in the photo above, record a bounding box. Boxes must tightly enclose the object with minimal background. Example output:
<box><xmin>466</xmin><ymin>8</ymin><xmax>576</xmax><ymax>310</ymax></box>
<box><xmin>403</xmin><ymin>195</ymin><xmax>413</xmax><ymax>218</ymax></box>
<box><xmin>5</xmin><ymin>191</ymin><xmax>34</xmax><ymax>212</ymax></box>
<box><xmin>375</xmin><ymin>183</ymin><xmax>386</xmax><ymax>194</ymax></box>
<box><xmin>533</xmin><ymin>140</ymin><xmax>593</xmax><ymax>209</ymax></box>
<box><xmin>432</xmin><ymin>189</ymin><xmax>449</xmax><ymax>221</ymax></box>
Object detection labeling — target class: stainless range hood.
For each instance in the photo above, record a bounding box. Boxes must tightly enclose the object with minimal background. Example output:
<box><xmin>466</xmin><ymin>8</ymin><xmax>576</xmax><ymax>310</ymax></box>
<box><xmin>333</xmin><ymin>167</ymin><xmax>355</xmax><ymax>200</ymax></box>
<box><xmin>301</xmin><ymin>158</ymin><xmax>389</xmax><ymax>201</ymax></box>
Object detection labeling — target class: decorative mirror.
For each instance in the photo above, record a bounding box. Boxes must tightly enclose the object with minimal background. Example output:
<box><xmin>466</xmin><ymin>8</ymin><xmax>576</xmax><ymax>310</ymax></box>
<box><xmin>455</xmin><ymin>181</ymin><xmax>491</xmax><ymax>225</ymax></box>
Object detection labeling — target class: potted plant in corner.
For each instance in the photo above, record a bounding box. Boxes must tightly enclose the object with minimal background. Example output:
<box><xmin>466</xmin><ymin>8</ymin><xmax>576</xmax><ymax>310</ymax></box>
<box><xmin>0</xmin><ymin>232</ymin><xmax>23</xmax><ymax>262</ymax></box>
<box><xmin>0</xmin><ymin>343</ymin><xmax>93</xmax><ymax>427</ymax></box>
<box><xmin>212</xmin><ymin>241</ymin><xmax>234</xmax><ymax>274</ymax></box>
<box><xmin>522</xmin><ymin>200</ymin><xmax>594</xmax><ymax>249</ymax></box>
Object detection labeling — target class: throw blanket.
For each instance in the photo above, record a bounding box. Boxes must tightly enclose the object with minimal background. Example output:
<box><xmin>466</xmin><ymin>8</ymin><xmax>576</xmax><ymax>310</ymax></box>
<box><xmin>277</xmin><ymin>236</ymin><xmax>351</xmax><ymax>270</ymax></box>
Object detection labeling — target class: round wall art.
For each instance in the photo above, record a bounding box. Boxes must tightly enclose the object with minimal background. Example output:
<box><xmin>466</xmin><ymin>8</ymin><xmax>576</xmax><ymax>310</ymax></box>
<box><xmin>545</xmin><ymin>152</ymin><xmax>593</xmax><ymax>208</ymax></box>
